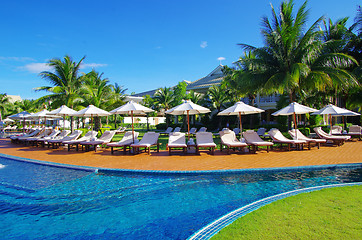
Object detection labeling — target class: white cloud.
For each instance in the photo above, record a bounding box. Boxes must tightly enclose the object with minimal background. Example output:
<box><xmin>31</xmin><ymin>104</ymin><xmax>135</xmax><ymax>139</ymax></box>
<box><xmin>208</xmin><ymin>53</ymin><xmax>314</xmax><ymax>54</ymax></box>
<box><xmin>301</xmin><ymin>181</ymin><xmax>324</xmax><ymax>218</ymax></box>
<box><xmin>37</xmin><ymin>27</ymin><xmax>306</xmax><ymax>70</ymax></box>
<box><xmin>0</xmin><ymin>56</ymin><xmax>35</xmax><ymax>62</ymax></box>
<box><xmin>19</xmin><ymin>63</ymin><xmax>52</xmax><ymax>73</ymax></box>
<box><xmin>200</xmin><ymin>41</ymin><xmax>208</xmax><ymax>48</ymax></box>
<box><xmin>217</xmin><ymin>57</ymin><xmax>225</xmax><ymax>61</ymax></box>
<box><xmin>80</xmin><ymin>63</ymin><xmax>108</xmax><ymax>69</ymax></box>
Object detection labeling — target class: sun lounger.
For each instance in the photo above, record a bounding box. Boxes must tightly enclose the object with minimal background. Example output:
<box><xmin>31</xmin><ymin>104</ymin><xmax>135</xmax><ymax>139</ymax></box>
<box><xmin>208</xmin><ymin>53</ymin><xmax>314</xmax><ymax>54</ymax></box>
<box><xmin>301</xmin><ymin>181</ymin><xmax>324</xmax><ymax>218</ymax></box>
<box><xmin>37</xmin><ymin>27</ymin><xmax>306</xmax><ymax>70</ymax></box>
<box><xmin>233</xmin><ymin>128</ymin><xmax>240</xmax><ymax>136</ymax></box>
<box><xmin>131</xmin><ymin>132</ymin><xmax>160</xmax><ymax>154</ymax></box>
<box><xmin>34</xmin><ymin>129</ymin><xmax>60</xmax><ymax>147</ymax></box>
<box><xmin>107</xmin><ymin>131</ymin><xmax>140</xmax><ymax>154</ymax></box>
<box><xmin>37</xmin><ymin>130</ymin><xmax>71</xmax><ymax>147</ymax></box>
<box><xmin>330</xmin><ymin>125</ymin><xmax>343</xmax><ymax>135</ymax></box>
<box><xmin>269</xmin><ymin>128</ymin><xmax>307</xmax><ymax>151</ymax></box>
<box><xmin>347</xmin><ymin>125</ymin><xmax>362</xmax><ymax>140</ymax></box>
<box><xmin>314</xmin><ymin>127</ymin><xmax>350</xmax><ymax>146</ymax></box>
<box><xmin>115</xmin><ymin>126</ymin><xmax>127</xmax><ymax>134</ymax></box>
<box><xmin>63</xmin><ymin>130</ymin><xmax>98</xmax><ymax>151</ymax></box>
<box><xmin>10</xmin><ymin>129</ymin><xmax>40</xmax><ymax>143</ymax></box>
<box><xmin>257</xmin><ymin>128</ymin><xmax>267</xmax><ymax>136</ymax></box>
<box><xmin>189</xmin><ymin>127</ymin><xmax>197</xmax><ymax>136</ymax></box>
<box><xmin>197</xmin><ymin>127</ymin><xmax>207</xmax><ymax>133</ymax></box>
<box><xmin>242</xmin><ymin>130</ymin><xmax>273</xmax><ymax>153</ymax></box>
<box><xmin>48</xmin><ymin>130</ymin><xmax>83</xmax><ymax>149</ymax></box>
<box><xmin>219</xmin><ymin>129</ymin><xmax>247</xmax><ymax>154</ymax></box>
<box><xmin>173</xmin><ymin>127</ymin><xmax>181</xmax><ymax>133</ymax></box>
<box><xmin>24</xmin><ymin>128</ymin><xmax>53</xmax><ymax>146</ymax></box>
<box><xmin>80</xmin><ymin>130</ymin><xmax>116</xmax><ymax>152</ymax></box>
<box><xmin>196</xmin><ymin>132</ymin><xmax>216</xmax><ymax>155</ymax></box>
<box><xmin>160</xmin><ymin>127</ymin><xmax>173</xmax><ymax>136</ymax></box>
<box><xmin>167</xmin><ymin>132</ymin><xmax>187</xmax><ymax>155</ymax></box>
<box><xmin>288</xmin><ymin>129</ymin><xmax>326</xmax><ymax>149</ymax></box>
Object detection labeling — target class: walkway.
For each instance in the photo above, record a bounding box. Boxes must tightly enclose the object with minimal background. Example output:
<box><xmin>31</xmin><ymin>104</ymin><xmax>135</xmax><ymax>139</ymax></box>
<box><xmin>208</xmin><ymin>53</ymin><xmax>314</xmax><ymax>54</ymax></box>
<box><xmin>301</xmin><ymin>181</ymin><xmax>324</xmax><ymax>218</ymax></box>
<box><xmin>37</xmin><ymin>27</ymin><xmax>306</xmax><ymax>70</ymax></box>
<box><xmin>0</xmin><ymin>139</ymin><xmax>361</xmax><ymax>171</ymax></box>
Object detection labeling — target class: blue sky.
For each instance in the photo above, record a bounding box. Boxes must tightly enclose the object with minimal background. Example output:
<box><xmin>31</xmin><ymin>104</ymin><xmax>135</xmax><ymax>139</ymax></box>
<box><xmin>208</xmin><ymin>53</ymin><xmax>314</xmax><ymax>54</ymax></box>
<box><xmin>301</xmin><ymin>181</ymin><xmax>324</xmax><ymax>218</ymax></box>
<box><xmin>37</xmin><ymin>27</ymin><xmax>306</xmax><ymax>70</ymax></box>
<box><xmin>0</xmin><ymin>0</ymin><xmax>360</xmax><ymax>99</ymax></box>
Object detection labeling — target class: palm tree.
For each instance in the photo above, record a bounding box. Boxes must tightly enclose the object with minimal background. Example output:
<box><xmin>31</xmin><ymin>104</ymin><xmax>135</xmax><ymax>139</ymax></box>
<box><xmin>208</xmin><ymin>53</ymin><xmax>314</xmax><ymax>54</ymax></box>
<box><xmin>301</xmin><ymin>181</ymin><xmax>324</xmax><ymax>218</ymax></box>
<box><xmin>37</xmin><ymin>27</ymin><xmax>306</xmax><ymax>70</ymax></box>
<box><xmin>109</xmin><ymin>83</ymin><xmax>127</xmax><ymax>128</ymax></box>
<box><xmin>239</xmin><ymin>0</ymin><xmax>357</xmax><ymax>104</ymax></box>
<box><xmin>0</xmin><ymin>94</ymin><xmax>10</xmax><ymax>119</ymax></box>
<box><xmin>154</xmin><ymin>87</ymin><xmax>174</xmax><ymax>127</ymax></box>
<box><xmin>206</xmin><ymin>84</ymin><xmax>229</xmax><ymax>130</ymax></box>
<box><xmin>35</xmin><ymin>55</ymin><xmax>85</xmax><ymax>131</ymax></box>
<box><xmin>80</xmin><ymin>70</ymin><xmax>113</xmax><ymax>130</ymax></box>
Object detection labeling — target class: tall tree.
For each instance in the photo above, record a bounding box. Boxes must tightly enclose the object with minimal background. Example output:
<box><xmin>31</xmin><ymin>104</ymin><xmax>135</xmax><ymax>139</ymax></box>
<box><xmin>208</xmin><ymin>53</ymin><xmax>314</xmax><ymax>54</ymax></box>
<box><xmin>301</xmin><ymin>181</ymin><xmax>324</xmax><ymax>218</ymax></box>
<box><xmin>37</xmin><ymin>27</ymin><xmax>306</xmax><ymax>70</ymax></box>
<box><xmin>239</xmin><ymin>0</ymin><xmax>357</xmax><ymax>104</ymax></box>
<box><xmin>206</xmin><ymin>84</ymin><xmax>229</xmax><ymax>130</ymax></box>
<box><xmin>35</xmin><ymin>55</ymin><xmax>85</xmax><ymax>131</ymax></box>
<box><xmin>154</xmin><ymin>87</ymin><xmax>174</xmax><ymax>128</ymax></box>
<box><xmin>80</xmin><ymin>70</ymin><xmax>113</xmax><ymax>130</ymax></box>
<box><xmin>0</xmin><ymin>94</ymin><xmax>10</xmax><ymax>119</ymax></box>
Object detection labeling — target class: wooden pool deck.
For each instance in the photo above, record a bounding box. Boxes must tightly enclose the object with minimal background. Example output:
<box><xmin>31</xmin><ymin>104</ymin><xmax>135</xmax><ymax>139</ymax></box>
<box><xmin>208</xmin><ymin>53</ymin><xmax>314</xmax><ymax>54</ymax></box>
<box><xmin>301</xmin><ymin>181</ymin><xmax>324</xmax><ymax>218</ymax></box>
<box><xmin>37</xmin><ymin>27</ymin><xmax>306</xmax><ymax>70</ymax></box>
<box><xmin>0</xmin><ymin>138</ymin><xmax>361</xmax><ymax>171</ymax></box>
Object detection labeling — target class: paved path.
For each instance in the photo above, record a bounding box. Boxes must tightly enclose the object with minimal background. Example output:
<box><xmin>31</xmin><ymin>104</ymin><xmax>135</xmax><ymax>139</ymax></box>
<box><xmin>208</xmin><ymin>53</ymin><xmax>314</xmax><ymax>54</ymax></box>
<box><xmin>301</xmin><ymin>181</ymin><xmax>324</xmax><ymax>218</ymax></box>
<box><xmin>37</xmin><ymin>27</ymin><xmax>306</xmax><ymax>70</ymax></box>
<box><xmin>0</xmin><ymin>139</ymin><xmax>361</xmax><ymax>171</ymax></box>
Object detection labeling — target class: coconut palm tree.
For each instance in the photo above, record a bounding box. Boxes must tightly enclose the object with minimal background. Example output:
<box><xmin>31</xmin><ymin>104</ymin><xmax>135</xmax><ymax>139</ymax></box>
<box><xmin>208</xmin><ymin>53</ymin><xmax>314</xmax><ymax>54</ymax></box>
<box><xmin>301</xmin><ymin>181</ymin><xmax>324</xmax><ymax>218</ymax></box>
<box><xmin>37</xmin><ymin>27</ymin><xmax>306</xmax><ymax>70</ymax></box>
<box><xmin>206</xmin><ymin>84</ymin><xmax>230</xmax><ymax>130</ymax></box>
<box><xmin>80</xmin><ymin>70</ymin><xmax>113</xmax><ymax>130</ymax></box>
<box><xmin>35</xmin><ymin>55</ymin><xmax>85</xmax><ymax>131</ymax></box>
<box><xmin>109</xmin><ymin>83</ymin><xmax>127</xmax><ymax>128</ymax></box>
<box><xmin>0</xmin><ymin>94</ymin><xmax>10</xmax><ymax>119</ymax></box>
<box><xmin>239</xmin><ymin>0</ymin><xmax>357</xmax><ymax>104</ymax></box>
<box><xmin>154</xmin><ymin>87</ymin><xmax>174</xmax><ymax>127</ymax></box>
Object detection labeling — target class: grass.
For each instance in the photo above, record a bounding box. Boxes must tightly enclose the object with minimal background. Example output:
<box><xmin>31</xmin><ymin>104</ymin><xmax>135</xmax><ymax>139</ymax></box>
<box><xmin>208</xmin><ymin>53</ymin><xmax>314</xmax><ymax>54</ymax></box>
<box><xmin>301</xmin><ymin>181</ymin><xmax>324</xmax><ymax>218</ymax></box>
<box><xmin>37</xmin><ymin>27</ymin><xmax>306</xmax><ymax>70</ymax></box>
<box><xmin>212</xmin><ymin>185</ymin><xmax>362</xmax><ymax>240</ymax></box>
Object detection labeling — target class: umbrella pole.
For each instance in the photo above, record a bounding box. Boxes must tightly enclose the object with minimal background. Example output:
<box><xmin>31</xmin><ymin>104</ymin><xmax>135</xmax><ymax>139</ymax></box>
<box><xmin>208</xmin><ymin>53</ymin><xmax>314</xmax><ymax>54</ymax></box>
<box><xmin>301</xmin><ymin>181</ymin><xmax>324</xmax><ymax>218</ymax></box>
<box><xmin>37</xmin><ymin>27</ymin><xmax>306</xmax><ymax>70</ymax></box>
<box><xmin>329</xmin><ymin>114</ymin><xmax>332</xmax><ymax>134</ymax></box>
<box><xmin>131</xmin><ymin>111</ymin><xmax>134</xmax><ymax>143</ymax></box>
<box><xmin>293</xmin><ymin>113</ymin><xmax>298</xmax><ymax>139</ymax></box>
<box><xmin>239</xmin><ymin>112</ymin><xmax>242</xmax><ymax>132</ymax></box>
<box><xmin>91</xmin><ymin>114</ymin><xmax>93</xmax><ymax>131</ymax></box>
<box><xmin>63</xmin><ymin>114</ymin><xmax>66</xmax><ymax>131</ymax></box>
<box><xmin>187</xmin><ymin>110</ymin><xmax>190</xmax><ymax>141</ymax></box>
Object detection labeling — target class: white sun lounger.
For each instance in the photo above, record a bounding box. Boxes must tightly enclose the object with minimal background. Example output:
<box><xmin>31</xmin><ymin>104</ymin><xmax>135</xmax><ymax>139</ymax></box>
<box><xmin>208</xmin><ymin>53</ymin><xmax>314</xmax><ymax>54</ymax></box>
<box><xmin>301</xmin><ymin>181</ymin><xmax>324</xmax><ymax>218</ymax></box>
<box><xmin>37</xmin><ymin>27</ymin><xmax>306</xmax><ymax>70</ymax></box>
<box><xmin>47</xmin><ymin>130</ymin><xmax>82</xmax><ymax>149</ymax></box>
<box><xmin>269</xmin><ymin>128</ymin><xmax>307</xmax><ymax>151</ymax></box>
<box><xmin>242</xmin><ymin>130</ymin><xmax>273</xmax><ymax>153</ymax></box>
<box><xmin>131</xmin><ymin>132</ymin><xmax>160</xmax><ymax>154</ymax></box>
<box><xmin>63</xmin><ymin>130</ymin><xmax>98</xmax><ymax>151</ymax></box>
<box><xmin>196</xmin><ymin>132</ymin><xmax>216</xmax><ymax>155</ymax></box>
<box><xmin>37</xmin><ymin>130</ymin><xmax>71</xmax><ymax>147</ymax></box>
<box><xmin>160</xmin><ymin>127</ymin><xmax>173</xmax><ymax>136</ymax></box>
<box><xmin>107</xmin><ymin>131</ymin><xmax>140</xmax><ymax>154</ymax></box>
<box><xmin>34</xmin><ymin>129</ymin><xmax>60</xmax><ymax>147</ymax></box>
<box><xmin>167</xmin><ymin>132</ymin><xmax>187</xmax><ymax>155</ymax></box>
<box><xmin>314</xmin><ymin>127</ymin><xmax>350</xmax><ymax>146</ymax></box>
<box><xmin>219</xmin><ymin>129</ymin><xmax>247</xmax><ymax>154</ymax></box>
<box><xmin>347</xmin><ymin>125</ymin><xmax>362</xmax><ymax>140</ymax></box>
<box><xmin>288</xmin><ymin>129</ymin><xmax>326</xmax><ymax>149</ymax></box>
<box><xmin>80</xmin><ymin>130</ymin><xmax>116</xmax><ymax>152</ymax></box>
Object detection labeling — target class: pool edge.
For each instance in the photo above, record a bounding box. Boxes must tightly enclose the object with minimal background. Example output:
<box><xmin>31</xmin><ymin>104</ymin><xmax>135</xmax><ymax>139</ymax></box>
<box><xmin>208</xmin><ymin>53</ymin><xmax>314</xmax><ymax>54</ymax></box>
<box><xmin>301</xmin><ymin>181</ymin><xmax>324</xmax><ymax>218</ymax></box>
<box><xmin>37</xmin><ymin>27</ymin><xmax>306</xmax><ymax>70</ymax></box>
<box><xmin>187</xmin><ymin>182</ymin><xmax>362</xmax><ymax>240</ymax></box>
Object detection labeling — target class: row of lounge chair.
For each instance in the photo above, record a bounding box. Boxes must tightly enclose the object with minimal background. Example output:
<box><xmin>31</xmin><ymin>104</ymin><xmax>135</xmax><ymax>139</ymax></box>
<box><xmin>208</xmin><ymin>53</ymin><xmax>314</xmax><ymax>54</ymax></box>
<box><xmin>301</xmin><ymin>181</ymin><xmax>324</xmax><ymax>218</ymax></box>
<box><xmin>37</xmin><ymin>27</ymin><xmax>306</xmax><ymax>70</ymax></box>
<box><xmin>8</xmin><ymin>124</ymin><xmax>359</xmax><ymax>155</ymax></box>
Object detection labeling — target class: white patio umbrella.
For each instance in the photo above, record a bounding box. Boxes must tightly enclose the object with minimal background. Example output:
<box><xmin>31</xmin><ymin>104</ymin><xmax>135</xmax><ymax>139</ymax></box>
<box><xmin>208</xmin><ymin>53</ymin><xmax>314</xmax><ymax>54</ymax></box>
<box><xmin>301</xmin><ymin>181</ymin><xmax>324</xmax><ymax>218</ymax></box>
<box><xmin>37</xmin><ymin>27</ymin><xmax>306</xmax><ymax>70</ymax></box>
<box><xmin>165</xmin><ymin>100</ymin><xmax>211</xmax><ymax>140</ymax></box>
<box><xmin>311</xmin><ymin>104</ymin><xmax>360</xmax><ymax>130</ymax></box>
<box><xmin>110</xmin><ymin>100</ymin><xmax>154</xmax><ymax>143</ymax></box>
<box><xmin>272</xmin><ymin>102</ymin><xmax>318</xmax><ymax>139</ymax></box>
<box><xmin>1</xmin><ymin>118</ymin><xmax>14</xmax><ymax>123</ymax></box>
<box><xmin>26</xmin><ymin>109</ymin><xmax>59</xmax><ymax>126</ymax></box>
<box><xmin>47</xmin><ymin>105</ymin><xmax>77</xmax><ymax>130</ymax></box>
<box><xmin>72</xmin><ymin>105</ymin><xmax>110</xmax><ymax>131</ymax></box>
<box><xmin>8</xmin><ymin>111</ymin><xmax>31</xmax><ymax>132</ymax></box>
<box><xmin>217</xmin><ymin>101</ymin><xmax>264</xmax><ymax>132</ymax></box>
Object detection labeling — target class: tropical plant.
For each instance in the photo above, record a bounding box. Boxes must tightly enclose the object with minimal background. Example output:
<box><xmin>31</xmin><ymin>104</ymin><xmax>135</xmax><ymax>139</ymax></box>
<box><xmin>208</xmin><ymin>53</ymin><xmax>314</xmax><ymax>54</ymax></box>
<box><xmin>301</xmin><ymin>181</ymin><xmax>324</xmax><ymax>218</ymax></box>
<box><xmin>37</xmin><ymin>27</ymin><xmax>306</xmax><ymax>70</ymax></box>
<box><xmin>239</xmin><ymin>0</ymin><xmax>357</xmax><ymax>104</ymax></box>
<box><xmin>0</xmin><ymin>94</ymin><xmax>10</xmax><ymax>119</ymax></box>
<box><xmin>154</xmin><ymin>87</ymin><xmax>174</xmax><ymax>127</ymax></box>
<box><xmin>206</xmin><ymin>84</ymin><xmax>230</xmax><ymax>129</ymax></box>
<box><xmin>109</xmin><ymin>82</ymin><xmax>127</xmax><ymax>128</ymax></box>
<box><xmin>80</xmin><ymin>70</ymin><xmax>113</xmax><ymax>130</ymax></box>
<box><xmin>35</xmin><ymin>55</ymin><xmax>85</xmax><ymax>131</ymax></box>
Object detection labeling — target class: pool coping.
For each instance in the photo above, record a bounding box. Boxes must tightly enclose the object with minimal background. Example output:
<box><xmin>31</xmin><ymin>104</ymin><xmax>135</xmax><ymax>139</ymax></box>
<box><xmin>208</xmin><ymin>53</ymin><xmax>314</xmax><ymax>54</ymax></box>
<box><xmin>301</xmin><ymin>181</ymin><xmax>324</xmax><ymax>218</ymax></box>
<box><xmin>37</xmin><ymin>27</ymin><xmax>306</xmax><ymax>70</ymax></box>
<box><xmin>1</xmin><ymin>152</ymin><xmax>361</xmax><ymax>175</ymax></box>
<box><xmin>187</xmin><ymin>182</ymin><xmax>362</xmax><ymax>240</ymax></box>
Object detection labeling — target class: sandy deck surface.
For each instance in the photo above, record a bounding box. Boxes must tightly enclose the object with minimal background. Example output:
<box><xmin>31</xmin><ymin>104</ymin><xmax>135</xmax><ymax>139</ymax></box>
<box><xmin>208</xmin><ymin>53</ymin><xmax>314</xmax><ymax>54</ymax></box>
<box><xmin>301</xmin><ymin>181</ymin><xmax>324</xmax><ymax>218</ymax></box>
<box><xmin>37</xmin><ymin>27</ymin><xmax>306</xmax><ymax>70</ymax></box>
<box><xmin>0</xmin><ymin>138</ymin><xmax>361</xmax><ymax>171</ymax></box>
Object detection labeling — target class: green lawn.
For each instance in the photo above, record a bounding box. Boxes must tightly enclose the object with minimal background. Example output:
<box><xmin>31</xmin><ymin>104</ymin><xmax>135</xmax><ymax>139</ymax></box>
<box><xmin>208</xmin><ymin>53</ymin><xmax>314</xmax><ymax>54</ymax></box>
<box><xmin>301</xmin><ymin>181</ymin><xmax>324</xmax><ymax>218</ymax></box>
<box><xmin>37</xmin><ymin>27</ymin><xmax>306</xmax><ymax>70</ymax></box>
<box><xmin>212</xmin><ymin>185</ymin><xmax>362</xmax><ymax>240</ymax></box>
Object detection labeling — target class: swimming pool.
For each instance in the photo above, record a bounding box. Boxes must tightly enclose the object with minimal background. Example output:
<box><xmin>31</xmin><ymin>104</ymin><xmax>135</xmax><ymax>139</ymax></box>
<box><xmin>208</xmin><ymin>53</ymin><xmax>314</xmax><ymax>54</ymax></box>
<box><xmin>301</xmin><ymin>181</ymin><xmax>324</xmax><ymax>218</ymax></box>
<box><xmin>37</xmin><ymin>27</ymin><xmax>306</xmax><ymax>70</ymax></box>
<box><xmin>0</xmin><ymin>155</ymin><xmax>361</xmax><ymax>239</ymax></box>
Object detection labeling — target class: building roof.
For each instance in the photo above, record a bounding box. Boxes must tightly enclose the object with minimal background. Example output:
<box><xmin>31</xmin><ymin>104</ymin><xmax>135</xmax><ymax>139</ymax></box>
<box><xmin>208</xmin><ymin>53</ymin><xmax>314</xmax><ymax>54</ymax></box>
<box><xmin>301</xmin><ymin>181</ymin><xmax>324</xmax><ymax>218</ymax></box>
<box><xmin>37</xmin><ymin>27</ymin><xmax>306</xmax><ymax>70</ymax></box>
<box><xmin>7</xmin><ymin>95</ymin><xmax>22</xmax><ymax>103</ymax></box>
<box><xmin>186</xmin><ymin>65</ymin><xmax>224</xmax><ymax>91</ymax></box>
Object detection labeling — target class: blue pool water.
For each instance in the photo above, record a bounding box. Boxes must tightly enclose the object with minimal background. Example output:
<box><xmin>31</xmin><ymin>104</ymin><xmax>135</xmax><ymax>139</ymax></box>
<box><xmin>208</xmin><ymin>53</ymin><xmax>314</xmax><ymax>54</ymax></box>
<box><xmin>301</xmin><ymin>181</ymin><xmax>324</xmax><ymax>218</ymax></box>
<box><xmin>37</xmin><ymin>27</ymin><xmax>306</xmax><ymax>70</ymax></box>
<box><xmin>0</xmin><ymin>156</ymin><xmax>361</xmax><ymax>240</ymax></box>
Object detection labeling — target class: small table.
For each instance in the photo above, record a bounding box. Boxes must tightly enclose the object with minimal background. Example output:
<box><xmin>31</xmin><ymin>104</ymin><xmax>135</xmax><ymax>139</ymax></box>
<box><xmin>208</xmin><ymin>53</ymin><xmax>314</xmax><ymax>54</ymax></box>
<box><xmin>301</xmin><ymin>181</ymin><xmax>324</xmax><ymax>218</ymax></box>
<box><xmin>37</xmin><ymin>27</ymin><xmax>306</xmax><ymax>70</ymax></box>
<box><xmin>187</xmin><ymin>143</ymin><xmax>197</xmax><ymax>154</ymax></box>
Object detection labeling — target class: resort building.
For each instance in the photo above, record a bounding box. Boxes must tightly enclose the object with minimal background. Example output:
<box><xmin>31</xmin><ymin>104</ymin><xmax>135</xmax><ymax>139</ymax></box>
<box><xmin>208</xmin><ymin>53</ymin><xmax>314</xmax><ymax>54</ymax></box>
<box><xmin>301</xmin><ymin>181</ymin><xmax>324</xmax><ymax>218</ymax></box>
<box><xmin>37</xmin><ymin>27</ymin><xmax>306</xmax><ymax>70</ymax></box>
<box><xmin>129</xmin><ymin>64</ymin><xmax>280</xmax><ymax>124</ymax></box>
